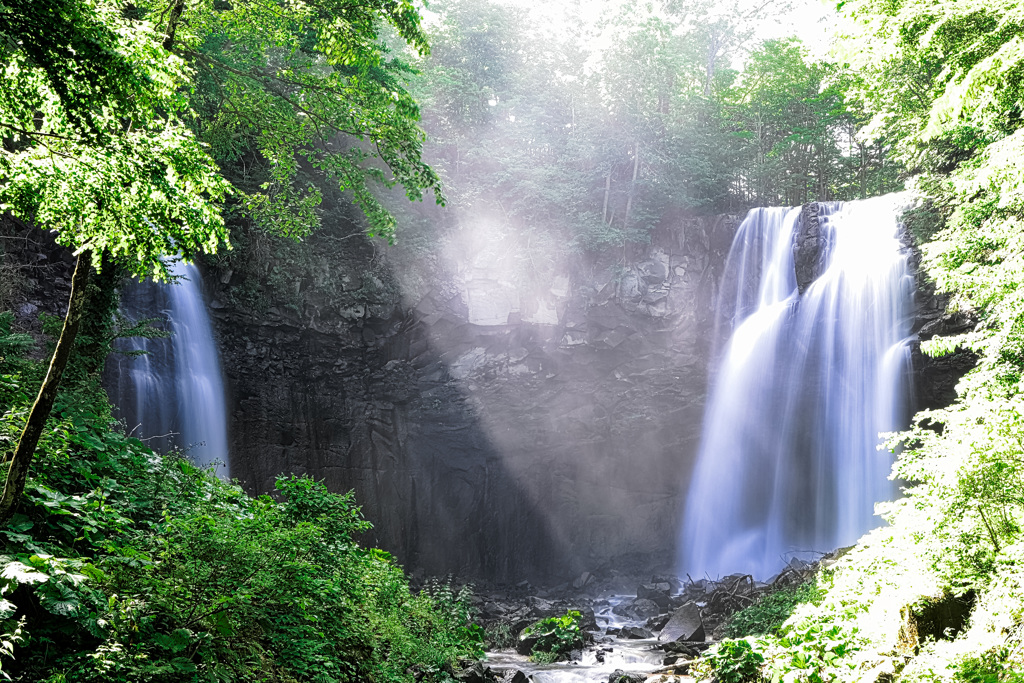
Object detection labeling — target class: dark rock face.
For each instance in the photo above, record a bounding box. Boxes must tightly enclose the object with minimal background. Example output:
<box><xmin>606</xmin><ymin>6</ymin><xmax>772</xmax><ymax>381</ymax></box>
<box><xmin>659</xmin><ymin>602</ymin><xmax>705</xmax><ymax>643</ymax></box>
<box><xmin>199</xmin><ymin>200</ymin><xmax>972</xmax><ymax>583</ymax></box>
<box><xmin>793</xmin><ymin>202</ymin><xmax>834</xmax><ymax>293</ymax></box>
<box><xmin>206</xmin><ymin>214</ymin><xmax>738</xmax><ymax>582</ymax></box>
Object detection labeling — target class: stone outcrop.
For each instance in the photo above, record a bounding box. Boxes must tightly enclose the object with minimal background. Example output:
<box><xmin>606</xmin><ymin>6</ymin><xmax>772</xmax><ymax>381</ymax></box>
<box><xmin>195</xmin><ymin>199</ymin><xmax>975</xmax><ymax>583</ymax></box>
<box><xmin>203</xmin><ymin>212</ymin><xmax>738</xmax><ymax>582</ymax></box>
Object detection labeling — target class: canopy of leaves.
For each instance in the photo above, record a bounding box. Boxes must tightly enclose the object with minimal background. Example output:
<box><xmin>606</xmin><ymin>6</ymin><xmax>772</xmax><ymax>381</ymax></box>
<box><xmin>0</xmin><ymin>0</ymin><xmax>230</xmax><ymax>279</ymax></box>
<box><xmin>152</xmin><ymin>0</ymin><xmax>444</xmax><ymax>242</ymax></box>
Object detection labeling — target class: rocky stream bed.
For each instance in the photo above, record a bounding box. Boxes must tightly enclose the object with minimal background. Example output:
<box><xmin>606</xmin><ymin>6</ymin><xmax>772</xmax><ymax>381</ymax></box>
<box><xmin>445</xmin><ymin>556</ymin><xmax>827</xmax><ymax>683</ymax></box>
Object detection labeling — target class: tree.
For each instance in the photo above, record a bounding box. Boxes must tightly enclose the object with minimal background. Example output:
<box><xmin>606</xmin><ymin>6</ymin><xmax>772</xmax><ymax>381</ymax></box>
<box><xmin>156</xmin><ymin>0</ymin><xmax>443</xmax><ymax>242</ymax></box>
<box><xmin>0</xmin><ymin>0</ymin><xmax>231</xmax><ymax>524</ymax></box>
<box><xmin>0</xmin><ymin>0</ymin><xmax>439</xmax><ymax>523</ymax></box>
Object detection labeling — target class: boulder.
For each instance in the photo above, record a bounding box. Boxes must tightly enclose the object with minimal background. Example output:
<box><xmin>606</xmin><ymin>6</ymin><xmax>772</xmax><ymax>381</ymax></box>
<box><xmin>637</xmin><ymin>582</ymin><xmax>672</xmax><ymax>609</ymax></box>
<box><xmin>499</xmin><ymin>672</ymin><xmax>528</xmax><ymax>683</ymax></box>
<box><xmin>572</xmin><ymin>571</ymin><xmax>595</xmax><ymax>589</ymax></box>
<box><xmin>630</xmin><ymin>598</ymin><xmax>661</xmax><ymax>618</ymax></box>
<box><xmin>516</xmin><ymin>627</ymin><xmax>539</xmax><ymax>656</ymax></box>
<box><xmin>645</xmin><ymin>613</ymin><xmax>670</xmax><ymax>631</ymax></box>
<box><xmin>607</xmin><ymin>671</ymin><xmax>646</xmax><ymax>683</ymax></box>
<box><xmin>659</xmin><ymin>601</ymin><xmax>705</xmax><ymax>642</ymax></box>
<box><xmin>526</xmin><ymin>596</ymin><xmax>557</xmax><ymax>618</ymax></box>
<box><xmin>454</xmin><ymin>662</ymin><xmax>493</xmax><ymax>683</ymax></box>
<box><xmin>612</xmin><ymin>598</ymin><xmax>660</xmax><ymax>620</ymax></box>
<box><xmin>662</xmin><ymin>640</ymin><xmax>710</xmax><ymax>656</ymax></box>
<box><xmin>620</xmin><ymin>626</ymin><xmax>654</xmax><ymax>639</ymax></box>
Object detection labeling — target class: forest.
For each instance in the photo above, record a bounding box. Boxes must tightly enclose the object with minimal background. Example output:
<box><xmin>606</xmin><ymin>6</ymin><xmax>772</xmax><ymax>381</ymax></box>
<box><xmin>0</xmin><ymin>0</ymin><xmax>1023</xmax><ymax>681</ymax></box>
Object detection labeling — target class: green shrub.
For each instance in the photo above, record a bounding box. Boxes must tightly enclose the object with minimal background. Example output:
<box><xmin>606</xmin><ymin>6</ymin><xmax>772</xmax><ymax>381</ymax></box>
<box><xmin>691</xmin><ymin>638</ymin><xmax>765</xmax><ymax>683</ymax></box>
<box><xmin>523</xmin><ymin>611</ymin><xmax>585</xmax><ymax>662</ymax></box>
<box><xmin>0</xmin><ymin>310</ymin><xmax>483</xmax><ymax>682</ymax></box>
<box><xmin>955</xmin><ymin>648</ymin><xmax>1024</xmax><ymax>683</ymax></box>
<box><xmin>725</xmin><ymin>581</ymin><xmax>824</xmax><ymax>638</ymax></box>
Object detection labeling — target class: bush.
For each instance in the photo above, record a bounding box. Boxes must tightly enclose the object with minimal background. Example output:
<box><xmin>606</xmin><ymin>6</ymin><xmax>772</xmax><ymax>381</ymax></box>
<box><xmin>0</xmin><ymin>312</ymin><xmax>483</xmax><ymax>682</ymax></box>
<box><xmin>725</xmin><ymin>581</ymin><xmax>824</xmax><ymax>638</ymax></box>
<box><xmin>955</xmin><ymin>648</ymin><xmax>1024</xmax><ymax>683</ymax></box>
<box><xmin>691</xmin><ymin>638</ymin><xmax>765</xmax><ymax>683</ymax></box>
<box><xmin>523</xmin><ymin>611</ymin><xmax>585</xmax><ymax>662</ymax></box>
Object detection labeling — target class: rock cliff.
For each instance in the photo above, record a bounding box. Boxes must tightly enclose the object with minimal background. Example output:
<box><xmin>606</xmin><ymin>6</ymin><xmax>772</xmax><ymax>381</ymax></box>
<box><xmin>203</xmin><ymin>209</ymin><xmax>738</xmax><ymax>582</ymax></box>
<box><xmin>94</xmin><ymin>198</ymin><xmax>970</xmax><ymax>583</ymax></box>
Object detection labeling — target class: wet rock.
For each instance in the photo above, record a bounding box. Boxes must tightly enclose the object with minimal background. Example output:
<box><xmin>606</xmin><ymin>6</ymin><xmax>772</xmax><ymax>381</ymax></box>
<box><xmin>526</xmin><ymin>596</ymin><xmax>559</xmax><ymax>618</ymax></box>
<box><xmin>573</xmin><ymin>571</ymin><xmax>595</xmax><ymax>589</ymax></box>
<box><xmin>515</xmin><ymin>629</ymin><xmax>538</xmax><ymax>656</ymax></box>
<box><xmin>607</xmin><ymin>671</ymin><xmax>645</xmax><ymax>683</ymax></box>
<box><xmin>498</xmin><ymin>671</ymin><xmax>528</xmax><ymax>683</ymax></box>
<box><xmin>579</xmin><ymin>607</ymin><xmax>599</xmax><ymax>631</ymax></box>
<box><xmin>659</xmin><ymin>601</ymin><xmax>705</xmax><ymax>642</ymax></box>
<box><xmin>612</xmin><ymin>597</ymin><xmax>660</xmax><ymax>620</ymax></box>
<box><xmin>620</xmin><ymin>626</ymin><xmax>654</xmax><ymax>639</ymax></box>
<box><xmin>662</xmin><ymin>640</ymin><xmax>710</xmax><ymax>657</ymax></box>
<box><xmin>454</xmin><ymin>661</ymin><xmax>494</xmax><ymax>683</ymax></box>
<box><xmin>645</xmin><ymin>613</ymin><xmax>670</xmax><ymax>631</ymax></box>
<box><xmin>794</xmin><ymin>202</ymin><xmax>831</xmax><ymax>294</ymax></box>
<box><xmin>637</xmin><ymin>582</ymin><xmax>672</xmax><ymax>609</ymax></box>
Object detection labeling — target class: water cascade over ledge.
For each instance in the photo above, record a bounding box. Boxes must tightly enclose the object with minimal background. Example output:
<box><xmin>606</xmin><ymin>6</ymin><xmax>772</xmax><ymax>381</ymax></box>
<box><xmin>679</xmin><ymin>195</ymin><xmax>915</xmax><ymax>579</ymax></box>
<box><xmin>107</xmin><ymin>261</ymin><xmax>230</xmax><ymax>477</ymax></box>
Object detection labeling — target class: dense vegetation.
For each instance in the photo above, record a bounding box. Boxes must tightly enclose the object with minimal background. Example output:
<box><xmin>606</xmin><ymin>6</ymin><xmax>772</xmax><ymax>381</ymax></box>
<box><xmin>0</xmin><ymin>0</ymin><xmax>477</xmax><ymax>680</ymax></box>
<box><xmin>0</xmin><ymin>310</ymin><xmax>482</xmax><ymax>681</ymax></box>
<box><xmin>386</xmin><ymin>0</ymin><xmax>900</xmax><ymax>260</ymax></box>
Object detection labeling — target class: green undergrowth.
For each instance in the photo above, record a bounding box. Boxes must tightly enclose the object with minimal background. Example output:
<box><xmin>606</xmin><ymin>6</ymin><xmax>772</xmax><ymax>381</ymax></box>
<box><xmin>0</xmin><ymin>311</ymin><xmax>482</xmax><ymax>682</ymax></box>
<box><xmin>725</xmin><ymin>580</ymin><xmax>825</xmax><ymax>639</ymax></box>
<box><xmin>523</xmin><ymin>611</ymin><xmax>585</xmax><ymax>663</ymax></box>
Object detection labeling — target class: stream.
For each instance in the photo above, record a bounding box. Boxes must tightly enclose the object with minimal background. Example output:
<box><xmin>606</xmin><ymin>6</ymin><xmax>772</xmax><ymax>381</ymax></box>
<box><xmin>485</xmin><ymin>596</ymin><xmax>691</xmax><ymax>683</ymax></box>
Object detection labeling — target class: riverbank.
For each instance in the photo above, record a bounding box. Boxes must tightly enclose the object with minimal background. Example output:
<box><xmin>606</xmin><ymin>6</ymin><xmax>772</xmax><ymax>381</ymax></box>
<box><xmin>447</xmin><ymin>556</ymin><xmax>825</xmax><ymax>683</ymax></box>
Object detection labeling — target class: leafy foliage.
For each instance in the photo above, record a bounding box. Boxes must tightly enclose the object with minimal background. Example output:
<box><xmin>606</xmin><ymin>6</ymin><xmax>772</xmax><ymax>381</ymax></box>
<box><xmin>692</xmin><ymin>638</ymin><xmax>766</xmax><ymax>683</ymax></box>
<box><xmin>726</xmin><ymin>581</ymin><xmax>825</xmax><ymax>639</ymax></box>
<box><xmin>522</xmin><ymin>610</ymin><xmax>585</xmax><ymax>662</ymax></box>
<box><xmin>0</xmin><ymin>317</ymin><xmax>481</xmax><ymax>682</ymax></box>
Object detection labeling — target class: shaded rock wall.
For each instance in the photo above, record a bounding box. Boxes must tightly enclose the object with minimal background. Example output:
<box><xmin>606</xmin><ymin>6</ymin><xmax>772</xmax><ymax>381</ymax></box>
<box><xmin>196</xmin><ymin>199</ymin><xmax>971</xmax><ymax>583</ymax></box>
<box><xmin>204</xmin><ymin>213</ymin><xmax>738</xmax><ymax>582</ymax></box>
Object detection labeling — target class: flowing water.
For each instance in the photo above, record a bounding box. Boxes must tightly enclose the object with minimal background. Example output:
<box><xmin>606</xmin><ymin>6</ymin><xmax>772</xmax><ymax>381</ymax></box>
<box><xmin>486</xmin><ymin>596</ymin><xmax>670</xmax><ymax>683</ymax></box>
<box><xmin>679</xmin><ymin>195</ymin><xmax>915</xmax><ymax>580</ymax></box>
<box><xmin>107</xmin><ymin>261</ymin><xmax>230</xmax><ymax>477</ymax></box>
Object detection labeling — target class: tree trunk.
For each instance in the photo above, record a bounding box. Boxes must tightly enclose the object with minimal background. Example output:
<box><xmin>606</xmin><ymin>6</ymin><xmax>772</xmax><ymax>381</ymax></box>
<box><xmin>623</xmin><ymin>142</ymin><xmax>640</xmax><ymax>229</ymax></box>
<box><xmin>162</xmin><ymin>0</ymin><xmax>186</xmax><ymax>50</ymax></box>
<box><xmin>0</xmin><ymin>254</ymin><xmax>91</xmax><ymax>526</ymax></box>
<box><xmin>602</xmin><ymin>172</ymin><xmax>612</xmax><ymax>225</ymax></box>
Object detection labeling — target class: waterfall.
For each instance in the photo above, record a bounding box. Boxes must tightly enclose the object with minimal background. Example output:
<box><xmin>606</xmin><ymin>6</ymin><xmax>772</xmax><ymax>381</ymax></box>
<box><xmin>679</xmin><ymin>195</ymin><xmax>915</xmax><ymax>579</ymax></box>
<box><xmin>107</xmin><ymin>261</ymin><xmax>230</xmax><ymax>477</ymax></box>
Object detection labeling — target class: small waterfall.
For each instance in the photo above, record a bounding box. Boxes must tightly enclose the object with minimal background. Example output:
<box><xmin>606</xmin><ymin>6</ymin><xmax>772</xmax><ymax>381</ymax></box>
<box><xmin>107</xmin><ymin>261</ymin><xmax>230</xmax><ymax>477</ymax></box>
<box><xmin>679</xmin><ymin>195</ymin><xmax>915</xmax><ymax>579</ymax></box>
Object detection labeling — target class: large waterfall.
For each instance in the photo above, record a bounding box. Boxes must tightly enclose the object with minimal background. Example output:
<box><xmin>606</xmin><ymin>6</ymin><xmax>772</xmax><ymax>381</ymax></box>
<box><xmin>107</xmin><ymin>261</ymin><xmax>230</xmax><ymax>477</ymax></box>
<box><xmin>680</xmin><ymin>195</ymin><xmax>915</xmax><ymax>579</ymax></box>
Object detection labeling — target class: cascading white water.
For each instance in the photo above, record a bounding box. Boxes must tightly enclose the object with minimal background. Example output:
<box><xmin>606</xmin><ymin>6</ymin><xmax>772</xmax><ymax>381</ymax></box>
<box><xmin>679</xmin><ymin>194</ymin><xmax>915</xmax><ymax>580</ymax></box>
<box><xmin>107</xmin><ymin>261</ymin><xmax>230</xmax><ymax>477</ymax></box>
